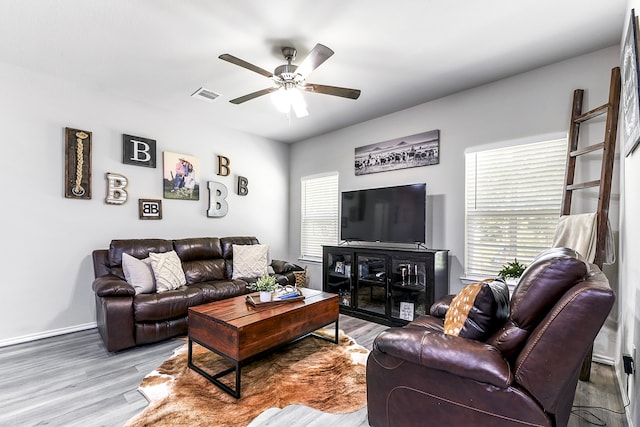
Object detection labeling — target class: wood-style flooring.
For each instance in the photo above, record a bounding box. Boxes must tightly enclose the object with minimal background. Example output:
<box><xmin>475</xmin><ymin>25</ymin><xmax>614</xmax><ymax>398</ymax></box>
<box><xmin>0</xmin><ymin>314</ymin><xmax>628</xmax><ymax>427</ymax></box>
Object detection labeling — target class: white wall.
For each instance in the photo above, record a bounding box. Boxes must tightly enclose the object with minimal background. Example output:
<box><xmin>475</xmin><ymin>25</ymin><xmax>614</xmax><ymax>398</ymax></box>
<box><xmin>620</xmin><ymin>115</ymin><xmax>640</xmax><ymax>427</ymax></box>
<box><xmin>619</xmin><ymin>3</ymin><xmax>640</xmax><ymax>425</ymax></box>
<box><xmin>290</xmin><ymin>46</ymin><xmax>619</xmax><ymax>286</ymax></box>
<box><xmin>0</xmin><ymin>61</ymin><xmax>290</xmax><ymax>345</ymax></box>
<box><xmin>289</xmin><ymin>46</ymin><xmax>621</xmax><ymax>358</ymax></box>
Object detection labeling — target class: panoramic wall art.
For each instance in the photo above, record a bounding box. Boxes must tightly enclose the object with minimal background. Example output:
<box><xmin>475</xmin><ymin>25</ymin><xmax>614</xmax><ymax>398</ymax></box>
<box><xmin>622</xmin><ymin>9</ymin><xmax>640</xmax><ymax>157</ymax></box>
<box><xmin>354</xmin><ymin>129</ymin><xmax>440</xmax><ymax>176</ymax></box>
<box><xmin>64</xmin><ymin>127</ymin><xmax>92</xmax><ymax>199</ymax></box>
<box><xmin>162</xmin><ymin>151</ymin><xmax>199</xmax><ymax>200</ymax></box>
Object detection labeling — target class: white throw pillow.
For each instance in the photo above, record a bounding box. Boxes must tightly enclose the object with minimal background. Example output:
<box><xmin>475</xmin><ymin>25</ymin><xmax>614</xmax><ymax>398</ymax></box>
<box><xmin>149</xmin><ymin>250</ymin><xmax>187</xmax><ymax>292</ymax></box>
<box><xmin>232</xmin><ymin>244</ymin><xmax>269</xmax><ymax>279</ymax></box>
<box><xmin>122</xmin><ymin>253</ymin><xmax>156</xmax><ymax>294</ymax></box>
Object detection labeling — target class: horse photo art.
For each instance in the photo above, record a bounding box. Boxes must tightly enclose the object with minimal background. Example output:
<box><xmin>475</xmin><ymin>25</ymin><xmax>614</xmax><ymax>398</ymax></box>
<box><xmin>355</xmin><ymin>129</ymin><xmax>440</xmax><ymax>175</ymax></box>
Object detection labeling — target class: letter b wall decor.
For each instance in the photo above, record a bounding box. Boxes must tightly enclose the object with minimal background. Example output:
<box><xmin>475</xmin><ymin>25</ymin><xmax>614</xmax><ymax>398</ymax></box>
<box><xmin>207</xmin><ymin>181</ymin><xmax>228</xmax><ymax>217</ymax></box>
<box><xmin>105</xmin><ymin>172</ymin><xmax>128</xmax><ymax>205</ymax></box>
<box><xmin>122</xmin><ymin>134</ymin><xmax>156</xmax><ymax>168</ymax></box>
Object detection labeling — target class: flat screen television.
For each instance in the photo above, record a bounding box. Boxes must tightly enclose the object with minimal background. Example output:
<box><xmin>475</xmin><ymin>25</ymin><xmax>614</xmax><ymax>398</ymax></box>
<box><xmin>340</xmin><ymin>183</ymin><xmax>426</xmax><ymax>244</ymax></box>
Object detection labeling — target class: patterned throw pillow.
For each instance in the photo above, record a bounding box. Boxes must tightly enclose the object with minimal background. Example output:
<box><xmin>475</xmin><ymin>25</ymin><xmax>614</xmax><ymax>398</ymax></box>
<box><xmin>149</xmin><ymin>250</ymin><xmax>187</xmax><ymax>293</ymax></box>
<box><xmin>232</xmin><ymin>244</ymin><xmax>269</xmax><ymax>279</ymax></box>
<box><xmin>122</xmin><ymin>253</ymin><xmax>156</xmax><ymax>294</ymax></box>
<box><xmin>443</xmin><ymin>278</ymin><xmax>510</xmax><ymax>341</ymax></box>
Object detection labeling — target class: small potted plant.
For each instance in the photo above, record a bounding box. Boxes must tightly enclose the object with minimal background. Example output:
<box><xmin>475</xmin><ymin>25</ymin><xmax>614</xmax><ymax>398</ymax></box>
<box><xmin>252</xmin><ymin>273</ymin><xmax>278</xmax><ymax>302</ymax></box>
<box><xmin>498</xmin><ymin>258</ymin><xmax>527</xmax><ymax>285</ymax></box>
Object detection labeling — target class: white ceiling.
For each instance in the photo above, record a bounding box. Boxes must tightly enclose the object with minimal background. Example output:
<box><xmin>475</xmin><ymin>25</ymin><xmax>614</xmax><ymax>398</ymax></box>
<box><xmin>0</xmin><ymin>1</ymin><xmax>627</xmax><ymax>143</ymax></box>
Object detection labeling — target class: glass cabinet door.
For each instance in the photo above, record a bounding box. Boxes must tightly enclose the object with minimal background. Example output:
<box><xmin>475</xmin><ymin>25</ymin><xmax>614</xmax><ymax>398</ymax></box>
<box><xmin>389</xmin><ymin>256</ymin><xmax>428</xmax><ymax>321</ymax></box>
<box><xmin>355</xmin><ymin>254</ymin><xmax>387</xmax><ymax>315</ymax></box>
<box><xmin>326</xmin><ymin>252</ymin><xmax>353</xmax><ymax>307</ymax></box>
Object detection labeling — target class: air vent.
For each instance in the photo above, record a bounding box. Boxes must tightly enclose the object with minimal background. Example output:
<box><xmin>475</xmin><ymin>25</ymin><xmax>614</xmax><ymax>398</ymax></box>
<box><xmin>191</xmin><ymin>87</ymin><xmax>221</xmax><ymax>102</ymax></box>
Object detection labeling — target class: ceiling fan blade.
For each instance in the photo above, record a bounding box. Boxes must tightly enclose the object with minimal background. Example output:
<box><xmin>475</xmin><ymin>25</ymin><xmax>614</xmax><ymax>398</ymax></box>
<box><xmin>295</xmin><ymin>44</ymin><xmax>334</xmax><ymax>78</ymax></box>
<box><xmin>302</xmin><ymin>83</ymin><xmax>361</xmax><ymax>100</ymax></box>
<box><xmin>219</xmin><ymin>54</ymin><xmax>274</xmax><ymax>78</ymax></box>
<box><xmin>228</xmin><ymin>87</ymin><xmax>278</xmax><ymax>104</ymax></box>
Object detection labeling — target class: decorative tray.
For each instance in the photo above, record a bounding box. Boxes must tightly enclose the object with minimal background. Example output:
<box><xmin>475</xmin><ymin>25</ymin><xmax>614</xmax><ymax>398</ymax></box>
<box><xmin>245</xmin><ymin>289</ymin><xmax>305</xmax><ymax>307</ymax></box>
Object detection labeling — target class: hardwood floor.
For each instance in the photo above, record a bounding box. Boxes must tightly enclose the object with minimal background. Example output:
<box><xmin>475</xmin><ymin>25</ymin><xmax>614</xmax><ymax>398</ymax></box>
<box><xmin>0</xmin><ymin>314</ymin><xmax>628</xmax><ymax>427</ymax></box>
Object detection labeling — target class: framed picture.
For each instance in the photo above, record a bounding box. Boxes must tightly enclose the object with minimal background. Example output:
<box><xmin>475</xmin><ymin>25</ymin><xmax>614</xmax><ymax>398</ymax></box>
<box><xmin>355</xmin><ymin>129</ymin><xmax>440</xmax><ymax>175</ymax></box>
<box><xmin>64</xmin><ymin>127</ymin><xmax>92</xmax><ymax>199</ymax></box>
<box><xmin>622</xmin><ymin>9</ymin><xmax>640</xmax><ymax>157</ymax></box>
<box><xmin>138</xmin><ymin>199</ymin><xmax>162</xmax><ymax>220</ymax></box>
<box><xmin>122</xmin><ymin>134</ymin><xmax>156</xmax><ymax>168</ymax></box>
<box><xmin>162</xmin><ymin>152</ymin><xmax>199</xmax><ymax>200</ymax></box>
<box><xmin>399</xmin><ymin>301</ymin><xmax>415</xmax><ymax>321</ymax></box>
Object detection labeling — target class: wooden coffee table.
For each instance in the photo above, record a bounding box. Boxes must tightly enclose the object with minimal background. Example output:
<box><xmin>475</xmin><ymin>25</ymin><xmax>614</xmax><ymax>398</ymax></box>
<box><xmin>187</xmin><ymin>288</ymin><xmax>339</xmax><ymax>398</ymax></box>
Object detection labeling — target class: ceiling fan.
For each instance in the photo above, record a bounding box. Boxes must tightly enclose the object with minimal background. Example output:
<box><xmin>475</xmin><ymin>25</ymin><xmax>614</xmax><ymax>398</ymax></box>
<box><xmin>218</xmin><ymin>43</ymin><xmax>361</xmax><ymax>117</ymax></box>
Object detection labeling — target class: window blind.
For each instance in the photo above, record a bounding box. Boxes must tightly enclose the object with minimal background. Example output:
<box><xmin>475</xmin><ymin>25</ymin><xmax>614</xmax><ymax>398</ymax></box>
<box><xmin>300</xmin><ymin>173</ymin><xmax>339</xmax><ymax>261</ymax></box>
<box><xmin>465</xmin><ymin>138</ymin><xmax>566</xmax><ymax>278</ymax></box>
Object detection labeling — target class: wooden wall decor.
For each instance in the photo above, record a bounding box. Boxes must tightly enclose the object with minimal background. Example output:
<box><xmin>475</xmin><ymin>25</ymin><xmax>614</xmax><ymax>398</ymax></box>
<box><xmin>217</xmin><ymin>155</ymin><xmax>230</xmax><ymax>176</ymax></box>
<box><xmin>105</xmin><ymin>172</ymin><xmax>129</xmax><ymax>205</ymax></box>
<box><xmin>64</xmin><ymin>127</ymin><xmax>92</xmax><ymax>199</ymax></box>
<box><xmin>122</xmin><ymin>134</ymin><xmax>157</xmax><ymax>167</ymax></box>
<box><xmin>139</xmin><ymin>199</ymin><xmax>162</xmax><ymax>220</ymax></box>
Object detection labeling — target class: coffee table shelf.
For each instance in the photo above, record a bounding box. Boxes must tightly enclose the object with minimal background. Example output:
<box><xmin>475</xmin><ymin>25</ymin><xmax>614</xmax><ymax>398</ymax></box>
<box><xmin>187</xmin><ymin>288</ymin><xmax>339</xmax><ymax>398</ymax></box>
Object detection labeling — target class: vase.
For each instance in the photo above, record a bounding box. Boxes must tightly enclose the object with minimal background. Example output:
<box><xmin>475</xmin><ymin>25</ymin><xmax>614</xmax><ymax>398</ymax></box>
<box><xmin>259</xmin><ymin>291</ymin><xmax>272</xmax><ymax>302</ymax></box>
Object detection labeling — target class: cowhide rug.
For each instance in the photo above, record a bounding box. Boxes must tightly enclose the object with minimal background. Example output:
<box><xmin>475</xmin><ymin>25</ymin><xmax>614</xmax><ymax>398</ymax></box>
<box><xmin>125</xmin><ymin>329</ymin><xmax>369</xmax><ymax>427</ymax></box>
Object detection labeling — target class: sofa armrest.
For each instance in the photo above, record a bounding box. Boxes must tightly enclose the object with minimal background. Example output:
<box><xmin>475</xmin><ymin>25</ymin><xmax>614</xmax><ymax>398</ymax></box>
<box><xmin>429</xmin><ymin>294</ymin><xmax>455</xmax><ymax>318</ymax></box>
<box><xmin>270</xmin><ymin>259</ymin><xmax>304</xmax><ymax>275</ymax></box>
<box><xmin>373</xmin><ymin>327</ymin><xmax>512</xmax><ymax>388</ymax></box>
<box><xmin>92</xmin><ymin>275</ymin><xmax>135</xmax><ymax>297</ymax></box>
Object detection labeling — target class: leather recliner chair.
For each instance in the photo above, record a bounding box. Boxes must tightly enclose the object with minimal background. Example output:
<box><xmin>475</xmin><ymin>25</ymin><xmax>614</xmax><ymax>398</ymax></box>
<box><xmin>366</xmin><ymin>248</ymin><xmax>615</xmax><ymax>427</ymax></box>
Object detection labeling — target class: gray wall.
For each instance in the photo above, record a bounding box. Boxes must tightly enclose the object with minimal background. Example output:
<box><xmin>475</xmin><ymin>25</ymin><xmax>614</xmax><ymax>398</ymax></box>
<box><xmin>288</xmin><ymin>46</ymin><xmax>621</xmax><ymax>361</ymax></box>
<box><xmin>0</xmin><ymin>61</ymin><xmax>290</xmax><ymax>345</ymax></box>
<box><xmin>289</xmin><ymin>46</ymin><xmax>619</xmax><ymax>288</ymax></box>
<box><xmin>620</xmin><ymin>3</ymin><xmax>640</xmax><ymax>425</ymax></box>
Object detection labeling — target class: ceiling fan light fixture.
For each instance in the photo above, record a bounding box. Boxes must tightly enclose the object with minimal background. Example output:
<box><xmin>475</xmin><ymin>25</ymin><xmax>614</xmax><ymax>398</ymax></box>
<box><xmin>289</xmin><ymin>87</ymin><xmax>308</xmax><ymax>118</ymax></box>
<box><xmin>271</xmin><ymin>87</ymin><xmax>308</xmax><ymax>118</ymax></box>
<box><xmin>220</xmin><ymin>43</ymin><xmax>359</xmax><ymax>110</ymax></box>
<box><xmin>271</xmin><ymin>87</ymin><xmax>291</xmax><ymax>114</ymax></box>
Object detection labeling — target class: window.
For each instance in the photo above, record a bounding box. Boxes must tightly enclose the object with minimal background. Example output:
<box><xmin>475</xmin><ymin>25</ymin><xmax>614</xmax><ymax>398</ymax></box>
<box><xmin>465</xmin><ymin>137</ymin><xmax>567</xmax><ymax>278</ymax></box>
<box><xmin>300</xmin><ymin>172</ymin><xmax>339</xmax><ymax>261</ymax></box>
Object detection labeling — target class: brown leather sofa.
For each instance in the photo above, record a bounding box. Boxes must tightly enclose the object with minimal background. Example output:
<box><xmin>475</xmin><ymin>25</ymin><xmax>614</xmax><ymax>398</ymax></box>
<box><xmin>92</xmin><ymin>236</ymin><xmax>300</xmax><ymax>352</ymax></box>
<box><xmin>366</xmin><ymin>248</ymin><xmax>615</xmax><ymax>427</ymax></box>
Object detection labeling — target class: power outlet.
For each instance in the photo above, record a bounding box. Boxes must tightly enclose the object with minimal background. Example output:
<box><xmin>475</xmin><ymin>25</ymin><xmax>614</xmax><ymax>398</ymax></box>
<box><xmin>623</xmin><ymin>354</ymin><xmax>635</xmax><ymax>375</ymax></box>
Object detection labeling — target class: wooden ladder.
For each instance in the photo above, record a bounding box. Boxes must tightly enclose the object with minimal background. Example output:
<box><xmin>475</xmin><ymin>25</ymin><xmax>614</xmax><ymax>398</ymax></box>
<box><xmin>561</xmin><ymin>66</ymin><xmax>620</xmax><ymax>381</ymax></box>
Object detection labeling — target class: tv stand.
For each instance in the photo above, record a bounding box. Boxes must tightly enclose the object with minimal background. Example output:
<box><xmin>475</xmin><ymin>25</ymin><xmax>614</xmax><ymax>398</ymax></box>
<box><xmin>322</xmin><ymin>245</ymin><xmax>449</xmax><ymax>326</ymax></box>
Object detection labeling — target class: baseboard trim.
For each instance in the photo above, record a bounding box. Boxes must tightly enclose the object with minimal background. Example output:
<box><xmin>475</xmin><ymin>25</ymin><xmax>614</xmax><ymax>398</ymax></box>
<box><xmin>0</xmin><ymin>322</ymin><xmax>97</xmax><ymax>348</ymax></box>
<box><xmin>615</xmin><ymin>365</ymin><xmax>635</xmax><ymax>427</ymax></box>
<box><xmin>592</xmin><ymin>354</ymin><xmax>615</xmax><ymax>366</ymax></box>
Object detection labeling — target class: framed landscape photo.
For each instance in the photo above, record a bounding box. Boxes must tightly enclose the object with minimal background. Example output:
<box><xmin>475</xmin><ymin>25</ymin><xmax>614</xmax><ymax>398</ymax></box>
<box><xmin>163</xmin><ymin>152</ymin><xmax>200</xmax><ymax>200</ymax></box>
<box><xmin>622</xmin><ymin>9</ymin><xmax>640</xmax><ymax>157</ymax></box>
<box><xmin>355</xmin><ymin>129</ymin><xmax>440</xmax><ymax>176</ymax></box>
